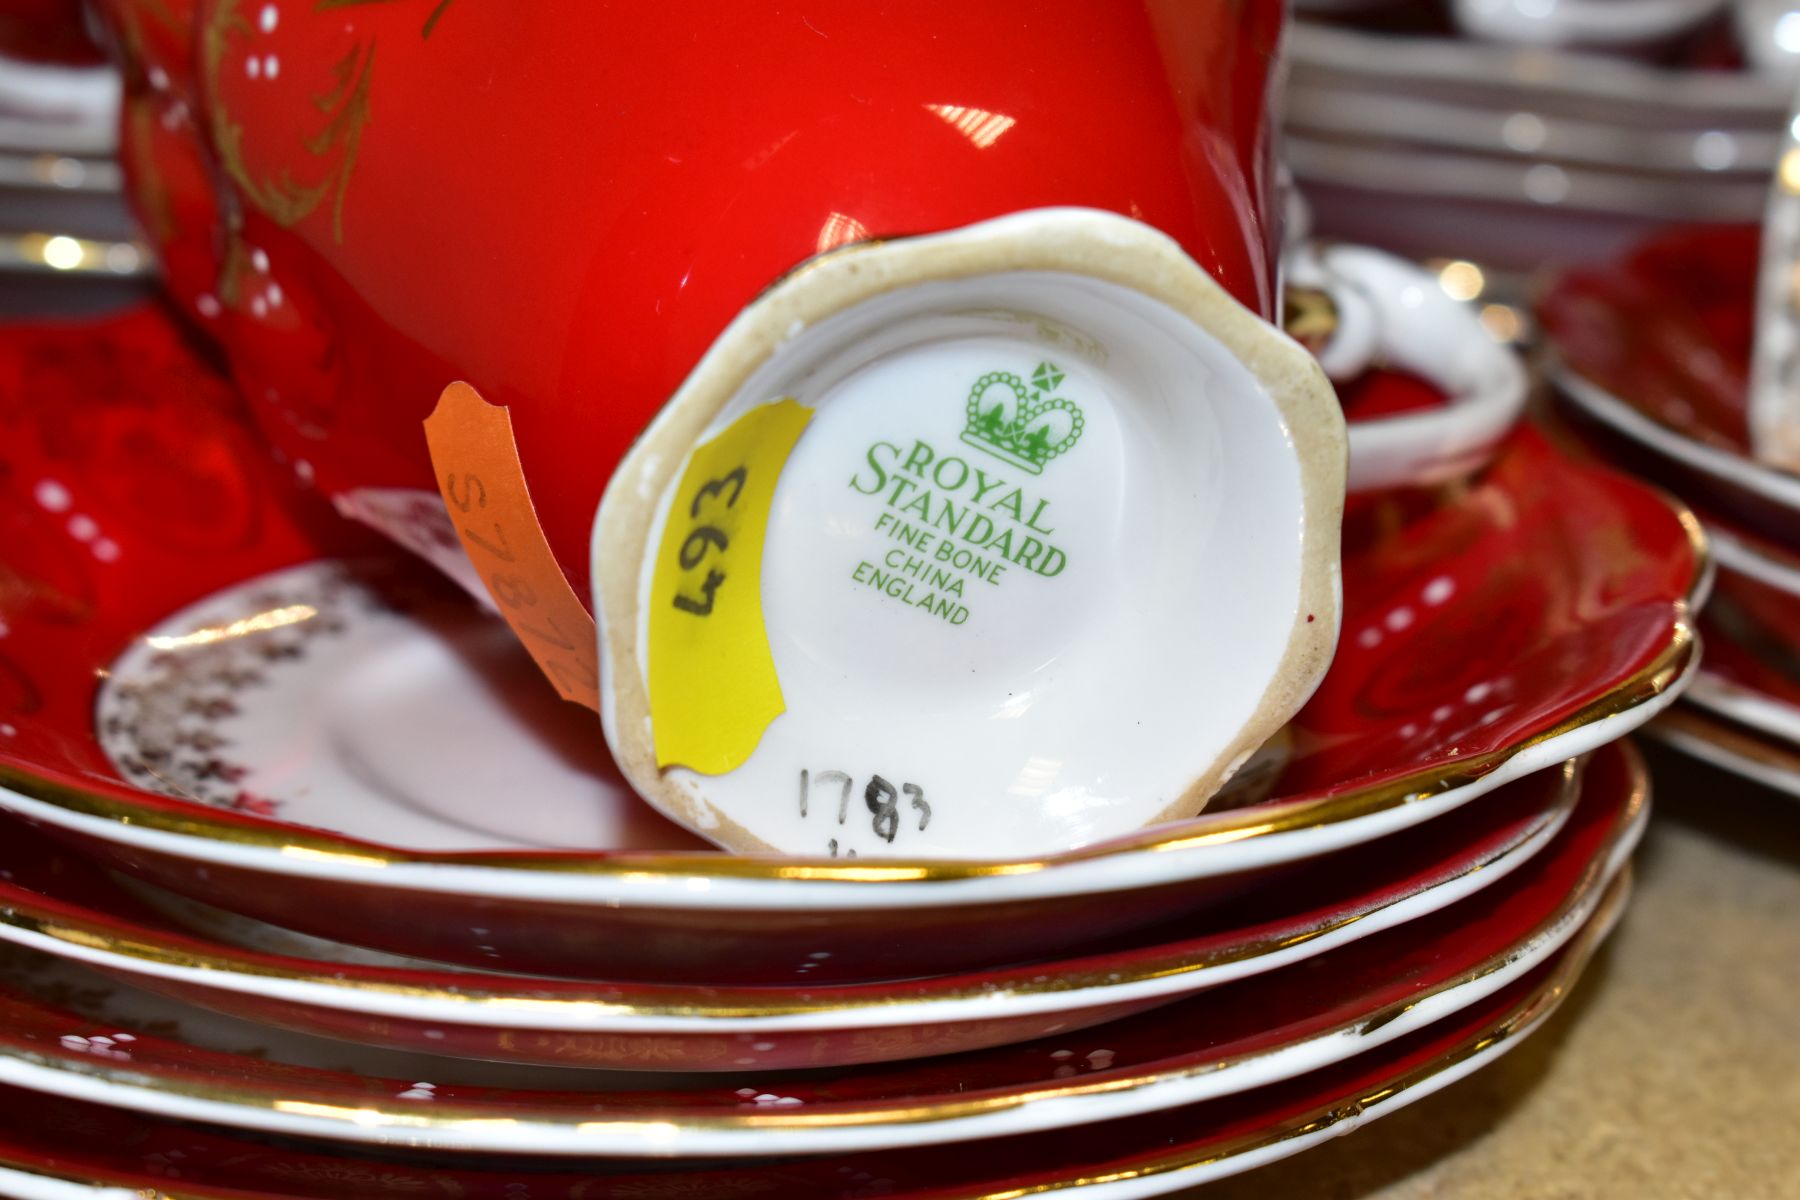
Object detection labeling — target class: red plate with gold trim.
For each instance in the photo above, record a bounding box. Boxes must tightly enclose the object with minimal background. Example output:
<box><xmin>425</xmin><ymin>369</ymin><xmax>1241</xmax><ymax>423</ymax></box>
<box><xmin>0</xmin><ymin>304</ymin><xmax>1699</xmax><ymax>980</ymax></box>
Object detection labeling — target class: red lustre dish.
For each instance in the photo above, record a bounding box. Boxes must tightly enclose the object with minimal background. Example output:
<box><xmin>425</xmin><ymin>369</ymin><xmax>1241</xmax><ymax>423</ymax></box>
<box><xmin>0</xmin><ymin>304</ymin><xmax>377</xmax><ymax>785</ymax></box>
<box><xmin>1696</xmin><ymin>620</ymin><xmax>1800</xmax><ymax>711</ymax></box>
<box><xmin>0</xmin><ymin>742</ymin><xmax>1638</xmax><ymax>1156</ymax></box>
<box><xmin>0</xmin><ymin>741</ymin><xmax>1648</xmax><ymax>1173</ymax></box>
<box><xmin>1542</xmin><ymin>223</ymin><xmax>1757</xmax><ymax>454</ymax></box>
<box><xmin>0</xmin><ymin>756</ymin><xmax>1581</xmax><ymax>1072</ymax></box>
<box><xmin>1541</xmin><ymin>223</ymin><xmax>1800</xmax><ymax>549</ymax></box>
<box><xmin>0</xmin><ymin>304</ymin><xmax>1699</xmax><ymax>981</ymax></box>
<box><xmin>1711</xmin><ymin>564</ymin><xmax>1800</xmax><ymax>666</ymax></box>
<box><xmin>0</xmin><ymin>931</ymin><xmax>1625</xmax><ymax>1195</ymax></box>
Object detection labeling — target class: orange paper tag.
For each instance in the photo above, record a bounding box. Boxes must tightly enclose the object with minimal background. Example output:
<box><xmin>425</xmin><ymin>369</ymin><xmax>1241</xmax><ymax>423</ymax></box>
<box><xmin>423</xmin><ymin>382</ymin><xmax>600</xmax><ymax>710</ymax></box>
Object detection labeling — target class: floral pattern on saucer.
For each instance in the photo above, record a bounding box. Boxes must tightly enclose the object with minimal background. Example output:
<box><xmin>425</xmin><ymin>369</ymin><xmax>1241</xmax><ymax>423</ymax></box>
<box><xmin>94</xmin><ymin>558</ymin><xmax>689</xmax><ymax>854</ymax></box>
<box><xmin>97</xmin><ymin>563</ymin><xmax>374</xmax><ymax>818</ymax></box>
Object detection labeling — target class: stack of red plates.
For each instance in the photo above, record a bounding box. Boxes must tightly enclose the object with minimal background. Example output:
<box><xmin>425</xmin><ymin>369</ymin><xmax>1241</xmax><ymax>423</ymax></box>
<box><xmin>1544</xmin><ymin>223</ymin><xmax>1800</xmax><ymax>802</ymax></box>
<box><xmin>0</xmin><ymin>296</ymin><xmax>1700</xmax><ymax>1196</ymax></box>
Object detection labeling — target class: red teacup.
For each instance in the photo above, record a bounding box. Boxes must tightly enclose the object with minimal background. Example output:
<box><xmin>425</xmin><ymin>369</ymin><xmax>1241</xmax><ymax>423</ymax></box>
<box><xmin>104</xmin><ymin>1</ymin><xmax>1293</xmax><ymax>594</ymax></box>
<box><xmin>100</xmin><ymin>2</ymin><xmax>1348</xmax><ymax>854</ymax></box>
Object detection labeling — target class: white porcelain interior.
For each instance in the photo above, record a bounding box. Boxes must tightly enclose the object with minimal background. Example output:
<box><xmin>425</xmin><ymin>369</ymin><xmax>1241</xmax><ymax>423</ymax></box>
<box><xmin>0</xmin><ymin>812</ymin><xmax>1633</xmax><ymax>1159</ymax></box>
<box><xmin>95</xmin><ymin>562</ymin><xmax>708</xmax><ymax>853</ymax></box>
<box><xmin>634</xmin><ymin>285</ymin><xmax>1309</xmax><ymax>855</ymax></box>
<box><xmin>330</xmin><ymin>486</ymin><xmax>495</xmax><ymax>607</ymax></box>
<box><xmin>597</xmin><ymin>209</ymin><xmax>1343</xmax><ymax>857</ymax></box>
<box><xmin>1287</xmin><ymin>242</ymin><xmax>1528</xmax><ymax>490</ymax></box>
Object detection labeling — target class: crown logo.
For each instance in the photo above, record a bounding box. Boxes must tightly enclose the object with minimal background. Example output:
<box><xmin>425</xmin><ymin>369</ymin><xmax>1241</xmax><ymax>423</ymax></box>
<box><xmin>959</xmin><ymin>362</ymin><xmax>1085</xmax><ymax>475</ymax></box>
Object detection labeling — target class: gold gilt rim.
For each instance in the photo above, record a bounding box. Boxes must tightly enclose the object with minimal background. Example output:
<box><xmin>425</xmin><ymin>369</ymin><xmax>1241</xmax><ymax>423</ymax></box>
<box><xmin>1653</xmin><ymin>704</ymin><xmax>1800</xmax><ymax>777</ymax></box>
<box><xmin>941</xmin><ymin>868</ymin><xmax>1631</xmax><ymax>1200</ymax></box>
<box><xmin>0</xmin><ymin>469</ymin><xmax>1706</xmax><ymax>884</ymax></box>
<box><xmin>0</xmin><ymin>871</ymin><xmax>1629</xmax><ymax>1193</ymax></box>
<box><xmin>0</xmin><ymin>758</ymin><xmax>1591</xmax><ymax>1017</ymax></box>
<box><xmin>0</xmin><ymin>758</ymin><xmax>1638</xmax><ymax>1125</ymax></box>
<box><xmin>0</xmin><ymin>614</ymin><xmax>1692</xmax><ymax>885</ymax></box>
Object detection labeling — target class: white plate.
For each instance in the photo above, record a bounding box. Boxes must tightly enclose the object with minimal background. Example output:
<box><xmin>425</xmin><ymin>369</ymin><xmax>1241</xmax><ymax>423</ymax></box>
<box><xmin>1290</xmin><ymin>21</ymin><xmax>1787</xmax><ymax>115</ymax></box>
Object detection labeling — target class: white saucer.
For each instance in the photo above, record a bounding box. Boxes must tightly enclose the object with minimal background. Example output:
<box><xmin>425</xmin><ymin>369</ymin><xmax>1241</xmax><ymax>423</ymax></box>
<box><xmin>98</xmin><ymin>561</ymin><xmax>706</xmax><ymax>853</ymax></box>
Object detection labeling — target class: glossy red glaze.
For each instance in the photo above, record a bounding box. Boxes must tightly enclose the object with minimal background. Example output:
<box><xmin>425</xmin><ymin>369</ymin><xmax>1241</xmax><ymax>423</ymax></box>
<box><xmin>0</xmin><ymin>948</ymin><xmax>1583</xmax><ymax>1190</ymax></box>
<box><xmin>0</xmin><ymin>754</ymin><xmax>1573</xmax><ymax>1069</ymax></box>
<box><xmin>101</xmin><ymin>1</ymin><xmax>1289</xmax><ymax>604</ymax></box>
<box><xmin>1540</xmin><ymin>224</ymin><xmax>1800</xmax><ymax>550</ymax></box>
<box><xmin>90</xmin><ymin>0</ymin><xmax>201</xmax><ymax>92</ymax></box>
<box><xmin>0</xmin><ymin>744</ymin><xmax>1632</xmax><ymax>1171</ymax></box>
<box><xmin>0</xmin><ymin>950</ymin><xmax>1606</xmax><ymax>1195</ymax></box>
<box><xmin>119</xmin><ymin>85</ymin><xmax>226</xmax><ymax>325</ymax></box>
<box><xmin>0</xmin><ymin>0</ymin><xmax>101</xmax><ymax>65</ymax></box>
<box><xmin>0</xmin><ymin>304</ymin><xmax>364</xmax><ymax>786</ymax></box>
<box><xmin>1282</xmin><ymin>424</ymin><xmax>1697</xmax><ymax>797</ymax></box>
<box><xmin>1698</xmin><ymin>614</ymin><xmax>1800</xmax><ymax>708</ymax></box>
<box><xmin>1337</xmin><ymin>367</ymin><xmax>1447</xmax><ymax>422</ymax></box>
<box><xmin>0</xmin><ymin>306</ymin><xmax>1694</xmax><ymax>981</ymax></box>
<box><xmin>1540</xmin><ymin>223</ymin><xmax>1757</xmax><ymax>453</ymax></box>
<box><xmin>1710</xmin><ymin>562</ymin><xmax>1800</xmax><ymax>673</ymax></box>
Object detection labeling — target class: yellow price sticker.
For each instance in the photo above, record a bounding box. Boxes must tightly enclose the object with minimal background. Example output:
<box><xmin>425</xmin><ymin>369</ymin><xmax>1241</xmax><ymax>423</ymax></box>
<box><xmin>648</xmin><ymin>398</ymin><xmax>813</xmax><ymax>774</ymax></box>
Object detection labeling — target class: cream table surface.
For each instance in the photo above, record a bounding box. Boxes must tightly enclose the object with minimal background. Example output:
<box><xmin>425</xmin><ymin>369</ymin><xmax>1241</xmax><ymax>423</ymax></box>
<box><xmin>1183</xmin><ymin>739</ymin><xmax>1800</xmax><ymax>1200</ymax></box>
